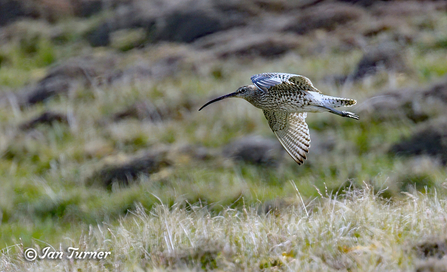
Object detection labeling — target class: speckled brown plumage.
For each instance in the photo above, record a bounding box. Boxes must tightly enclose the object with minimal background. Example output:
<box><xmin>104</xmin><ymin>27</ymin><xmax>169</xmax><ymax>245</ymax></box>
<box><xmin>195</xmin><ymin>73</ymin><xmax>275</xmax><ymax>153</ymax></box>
<box><xmin>199</xmin><ymin>73</ymin><xmax>359</xmax><ymax>165</ymax></box>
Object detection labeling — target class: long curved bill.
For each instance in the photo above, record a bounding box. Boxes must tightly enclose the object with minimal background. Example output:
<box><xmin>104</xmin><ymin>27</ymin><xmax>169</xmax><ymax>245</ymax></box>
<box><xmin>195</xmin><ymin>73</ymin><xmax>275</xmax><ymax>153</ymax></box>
<box><xmin>198</xmin><ymin>92</ymin><xmax>238</xmax><ymax>111</ymax></box>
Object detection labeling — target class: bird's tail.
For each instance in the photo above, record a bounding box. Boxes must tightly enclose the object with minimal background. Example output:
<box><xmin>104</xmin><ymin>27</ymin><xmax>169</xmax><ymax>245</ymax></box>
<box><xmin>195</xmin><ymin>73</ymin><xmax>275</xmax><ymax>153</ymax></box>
<box><xmin>322</xmin><ymin>95</ymin><xmax>357</xmax><ymax>108</ymax></box>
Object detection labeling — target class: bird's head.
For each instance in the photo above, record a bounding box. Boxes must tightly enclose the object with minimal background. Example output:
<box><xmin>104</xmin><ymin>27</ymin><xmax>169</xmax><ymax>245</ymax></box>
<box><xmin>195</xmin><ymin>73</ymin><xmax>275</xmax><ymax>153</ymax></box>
<box><xmin>198</xmin><ymin>85</ymin><xmax>258</xmax><ymax>111</ymax></box>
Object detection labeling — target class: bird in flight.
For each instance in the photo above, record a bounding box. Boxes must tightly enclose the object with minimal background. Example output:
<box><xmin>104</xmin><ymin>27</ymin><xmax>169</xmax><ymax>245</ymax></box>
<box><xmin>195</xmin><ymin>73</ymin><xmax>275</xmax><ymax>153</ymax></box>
<box><xmin>199</xmin><ymin>73</ymin><xmax>359</xmax><ymax>165</ymax></box>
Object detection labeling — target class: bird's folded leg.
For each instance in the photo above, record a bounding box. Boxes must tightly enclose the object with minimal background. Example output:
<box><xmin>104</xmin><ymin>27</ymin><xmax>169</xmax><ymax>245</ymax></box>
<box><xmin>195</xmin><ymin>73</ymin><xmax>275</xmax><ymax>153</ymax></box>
<box><xmin>319</xmin><ymin>105</ymin><xmax>359</xmax><ymax>120</ymax></box>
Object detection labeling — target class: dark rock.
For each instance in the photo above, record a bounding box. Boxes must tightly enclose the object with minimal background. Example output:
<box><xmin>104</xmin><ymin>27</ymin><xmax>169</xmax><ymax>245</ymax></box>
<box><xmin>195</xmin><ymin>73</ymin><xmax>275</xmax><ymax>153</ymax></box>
<box><xmin>122</xmin><ymin>56</ymin><xmax>184</xmax><ymax>80</ymax></box>
<box><xmin>19</xmin><ymin>111</ymin><xmax>68</xmax><ymax>130</ymax></box>
<box><xmin>156</xmin><ymin>10</ymin><xmax>224</xmax><ymax>43</ymax></box>
<box><xmin>42</xmin><ymin>56</ymin><xmax>116</xmax><ymax>83</ymax></box>
<box><xmin>111</xmin><ymin>98</ymin><xmax>196</xmax><ymax>123</ymax></box>
<box><xmin>25</xmin><ymin>76</ymin><xmax>72</xmax><ymax>105</ymax></box>
<box><xmin>16</xmin><ymin>56</ymin><xmax>117</xmax><ymax>106</ymax></box>
<box><xmin>390</xmin><ymin>120</ymin><xmax>447</xmax><ymax>164</ymax></box>
<box><xmin>359</xmin><ymin>76</ymin><xmax>447</xmax><ymax>122</ymax></box>
<box><xmin>218</xmin><ymin>33</ymin><xmax>301</xmax><ymax>58</ymax></box>
<box><xmin>177</xmin><ymin>145</ymin><xmax>214</xmax><ymax>161</ymax></box>
<box><xmin>85</xmin><ymin>0</ymin><xmax>249</xmax><ymax>47</ymax></box>
<box><xmin>86</xmin><ymin>23</ymin><xmax>112</xmax><ymax>47</ymax></box>
<box><xmin>195</xmin><ymin>29</ymin><xmax>302</xmax><ymax>58</ymax></box>
<box><xmin>212</xmin><ymin>0</ymin><xmax>260</xmax><ymax>18</ymax></box>
<box><xmin>222</xmin><ymin>136</ymin><xmax>284</xmax><ymax>166</ymax></box>
<box><xmin>358</xmin><ymin>89</ymin><xmax>428</xmax><ymax>123</ymax></box>
<box><xmin>19</xmin><ymin>0</ymin><xmax>75</xmax><ymax>22</ymax></box>
<box><xmin>107</xmin><ymin>45</ymin><xmax>209</xmax><ymax>83</ymax></box>
<box><xmin>88</xmin><ymin>149</ymin><xmax>171</xmax><ymax>188</ymax></box>
<box><xmin>2</xmin><ymin>0</ymin><xmax>124</xmax><ymax>23</ymax></box>
<box><xmin>360</xmin><ymin>17</ymin><xmax>401</xmax><ymax>38</ymax></box>
<box><xmin>285</xmin><ymin>2</ymin><xmax>365</xmax><ymax>35</ymax></box>
<box><xmin>351</xmin><ymin>46</ymin><xmax>409</xmax><ymax>80</ymax></box>
<box><xmin>424</xmin><ymin>76</ymin><xmax>447</xmax><ymax>103</ymax></box>
<box><xmin>370</xmin><ymin>1</ymin><xmax>439</xmax><ymax>17</ymax></box>
<box><xmin>112</xmin><ymin>101</ymin><xmax>166</xmax><ymax>122</ymax></box>
<box><xmin>153</xmin><ymin>1</ymin><xmax>249</xmax><ymax>44</ymax></box>
<box><xmin>0</xmin><ymin>0</ymin><xmax>27</xmax><ymax>26</ymax></box>
<box><xmin>74</xmin><ymin>0</ymin><xmax>103</xmax><ymax>17</ymax></box>
<box><xmin>337</xmin><ymin>0</ymin><xmax>375</xmax><ymax>7</ymax></box>
<box><xmin>414</xmin><ymin>237</ymin><xmax>447</xmax><ymax>259</ymax></box>
<box><xmin>22</xmin><ymin>0</ymin><xmax>106</xmax><ymax>20</ymax></box>
<box><xmin>85</xmin><ymin>5</ymin><xmax>155</xmax><ymax>47</ymax></box>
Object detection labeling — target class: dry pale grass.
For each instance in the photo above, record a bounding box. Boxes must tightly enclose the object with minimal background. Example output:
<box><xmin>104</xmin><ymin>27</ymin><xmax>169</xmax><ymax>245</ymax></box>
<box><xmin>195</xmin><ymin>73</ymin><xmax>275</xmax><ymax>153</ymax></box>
<box><xmin>1</xmin><ymin>4</ymin><xmax>447</xmax><ymax>271</ymax></box>
<box><xmin>1</xmin><ymin>184</ymin><xmax>446</xmax><ymax>271</ymax></box>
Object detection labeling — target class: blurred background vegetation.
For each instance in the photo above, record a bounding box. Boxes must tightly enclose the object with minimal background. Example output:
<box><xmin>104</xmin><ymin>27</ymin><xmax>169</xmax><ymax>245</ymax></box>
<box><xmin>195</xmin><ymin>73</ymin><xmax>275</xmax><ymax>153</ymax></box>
<box><xmin>0</xmin><ymin>0</ymin><xmax>446</xmax><ymax>256</ymax></box>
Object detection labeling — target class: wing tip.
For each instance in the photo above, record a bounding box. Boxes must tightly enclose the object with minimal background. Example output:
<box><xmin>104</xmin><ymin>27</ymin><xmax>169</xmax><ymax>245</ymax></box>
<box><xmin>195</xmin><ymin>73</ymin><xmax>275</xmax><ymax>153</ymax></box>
<box><xmin>277</xmin><ymin>136</ymin><xmax>309</xmax><ymax>165</ymax></box>
<box><xmin>292</xmin><ymin>154</ymin><xmax>306</xmax><ymax>165</ymax></box>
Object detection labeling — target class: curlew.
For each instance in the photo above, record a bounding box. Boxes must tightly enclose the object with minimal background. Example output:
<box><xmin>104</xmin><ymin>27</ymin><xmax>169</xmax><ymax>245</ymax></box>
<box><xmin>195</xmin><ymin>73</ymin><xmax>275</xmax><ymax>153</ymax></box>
<box><xmin>199</xmin><ymin>73</ymin><xmax>359</xmax><ymax>165</ymax></box>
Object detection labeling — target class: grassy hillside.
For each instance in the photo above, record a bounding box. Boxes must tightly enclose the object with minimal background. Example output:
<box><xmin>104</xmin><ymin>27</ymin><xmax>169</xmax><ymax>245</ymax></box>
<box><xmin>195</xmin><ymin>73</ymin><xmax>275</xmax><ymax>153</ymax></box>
<box><xmin>1</xmin><ymin>0</ymin><xmax>447</xmax><ymax>271</ymax></box>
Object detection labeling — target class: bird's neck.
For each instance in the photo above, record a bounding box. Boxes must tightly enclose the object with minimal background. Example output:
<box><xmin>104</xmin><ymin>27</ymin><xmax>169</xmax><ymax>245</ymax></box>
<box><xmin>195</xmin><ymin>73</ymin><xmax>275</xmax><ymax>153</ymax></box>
<box><xmin>243</xmin><ymin>95</ymin><xmax>269</xmax><ymax>110</ymax></box>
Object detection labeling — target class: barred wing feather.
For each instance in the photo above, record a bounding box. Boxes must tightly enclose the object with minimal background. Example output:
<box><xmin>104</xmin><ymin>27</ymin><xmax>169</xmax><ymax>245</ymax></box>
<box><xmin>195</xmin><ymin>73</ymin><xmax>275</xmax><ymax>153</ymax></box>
<box><xmin>263</xmin><ymin>111</ymin><xmax>310</xmax><ymax>165</ymax></box>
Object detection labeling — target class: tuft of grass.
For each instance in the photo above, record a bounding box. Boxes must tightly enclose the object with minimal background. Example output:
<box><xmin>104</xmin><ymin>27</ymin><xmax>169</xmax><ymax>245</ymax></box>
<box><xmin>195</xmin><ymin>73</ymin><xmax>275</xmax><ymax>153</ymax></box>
<box><xmin>2</xmin><ymin>186</ymin><xmax>447</xmax><ymax>271</ymax></box>
<box><xmin>0</xmin><ymin>4</ymin><xmax>447</xmax><ymax>271</ymax></box>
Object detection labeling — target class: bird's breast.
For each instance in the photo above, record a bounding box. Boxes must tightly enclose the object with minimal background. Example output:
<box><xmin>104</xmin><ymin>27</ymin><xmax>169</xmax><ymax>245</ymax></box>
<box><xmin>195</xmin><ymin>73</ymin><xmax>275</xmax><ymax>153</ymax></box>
<box><xmin>248</xmin><ymin>92</ymin><xmax>314</xmax><ymax>112</ymax></box>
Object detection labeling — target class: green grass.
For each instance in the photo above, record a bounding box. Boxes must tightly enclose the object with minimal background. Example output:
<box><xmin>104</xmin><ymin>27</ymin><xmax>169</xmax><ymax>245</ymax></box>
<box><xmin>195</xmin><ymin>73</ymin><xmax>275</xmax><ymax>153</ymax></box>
<box><xmin>1</xmin><ymin>6</ymin><xmax>447</xmax><ymax>271</ymax></box>
<box><xmin>3</xmin><ymin>186</ymin><xmax>447</xmax><ymax>271</ymax></box>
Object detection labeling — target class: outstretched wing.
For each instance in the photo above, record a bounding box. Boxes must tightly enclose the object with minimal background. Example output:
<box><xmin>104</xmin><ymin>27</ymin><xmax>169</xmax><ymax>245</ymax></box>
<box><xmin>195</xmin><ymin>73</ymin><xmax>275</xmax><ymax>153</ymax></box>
<box><xmin>251</xmin><ymin>73</ymin><xmax>295</xmax><ymax>90</ymax></box>
<box><xmin>263</xmin><ymin>110</ymin><xmax>311</xmax><ymax>165</ymax></box>
<box><xmin>251</xmin><ymin>73</ymin><xmax>321</xmax><ymax>93</ymax></box>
